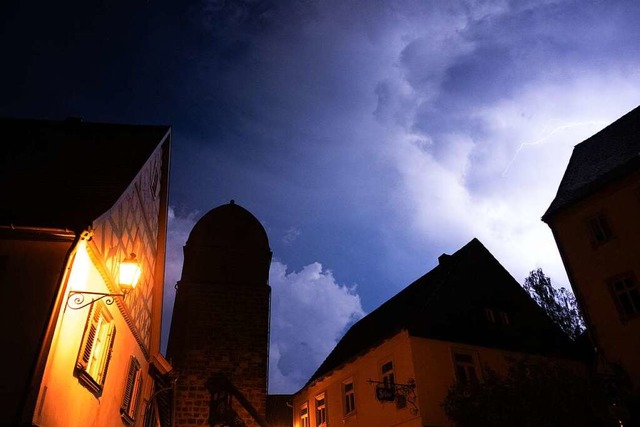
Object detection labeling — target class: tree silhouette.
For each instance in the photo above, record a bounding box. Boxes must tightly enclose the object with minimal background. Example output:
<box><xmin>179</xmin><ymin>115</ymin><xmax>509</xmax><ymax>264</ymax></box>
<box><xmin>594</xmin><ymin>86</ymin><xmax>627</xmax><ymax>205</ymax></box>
<box><xmin>524</xmin><ymin>268</ymin><xmax>585</xmax><ymax>340</ymax></box>
<box><xmin>442</xmin><ymin>356</ymin><xmax>613</xmax><ymax>426</ymax></box>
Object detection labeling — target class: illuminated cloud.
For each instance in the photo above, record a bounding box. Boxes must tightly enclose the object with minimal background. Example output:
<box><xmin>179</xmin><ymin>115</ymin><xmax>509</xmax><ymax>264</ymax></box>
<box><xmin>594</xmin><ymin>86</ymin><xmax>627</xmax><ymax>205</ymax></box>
<box><xmin>268</xmin><ymin>261</ymin><xmax>364</xmax><ymax>393</ymax></box>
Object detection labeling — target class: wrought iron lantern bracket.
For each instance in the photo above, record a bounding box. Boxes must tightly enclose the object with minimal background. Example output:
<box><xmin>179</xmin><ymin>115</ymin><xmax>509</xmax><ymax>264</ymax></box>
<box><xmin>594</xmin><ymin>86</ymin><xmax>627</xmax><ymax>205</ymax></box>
<box><xmin>66</xmin><ymin>290</ymin><xmax>128</xmax><ymax>310</ymax></box>
<box><xmin>368</xmin><ymin>378</ymin><xmax>419</xmax><ymax>415</ymax></box>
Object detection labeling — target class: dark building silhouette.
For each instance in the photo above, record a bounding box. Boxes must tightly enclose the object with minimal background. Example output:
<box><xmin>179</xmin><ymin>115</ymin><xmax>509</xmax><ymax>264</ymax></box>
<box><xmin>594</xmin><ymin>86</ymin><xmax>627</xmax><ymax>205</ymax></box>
<box><xmin>543</xmin><ymin>105</ymin><xmax>640</xmax><ymax>423</ymax></box>
<box><xmin>167</xmin><ymin>200</ymin><xmax>273</xmax><ymax>426</ymax></box>
<box><xmin>293</xmin><ymin>238</ymin><xmax>586</xmax><ymax>426</ymax></box>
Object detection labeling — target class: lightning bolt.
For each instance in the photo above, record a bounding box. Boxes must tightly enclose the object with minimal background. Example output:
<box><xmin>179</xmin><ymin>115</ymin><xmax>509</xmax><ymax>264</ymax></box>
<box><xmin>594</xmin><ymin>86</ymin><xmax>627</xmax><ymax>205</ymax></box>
<box><xmin>502</xmin><ymin>119</ymin><xmax>609</xmax><ymax>176</ymax></box>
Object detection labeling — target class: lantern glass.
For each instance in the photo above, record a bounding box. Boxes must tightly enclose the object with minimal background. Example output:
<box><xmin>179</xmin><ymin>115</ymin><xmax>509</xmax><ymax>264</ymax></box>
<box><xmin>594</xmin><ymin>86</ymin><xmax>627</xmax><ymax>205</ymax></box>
<box><xmin>119</xmin><ymin>253</ymin><xmax>141</xmax><ymax>291</ymax></box>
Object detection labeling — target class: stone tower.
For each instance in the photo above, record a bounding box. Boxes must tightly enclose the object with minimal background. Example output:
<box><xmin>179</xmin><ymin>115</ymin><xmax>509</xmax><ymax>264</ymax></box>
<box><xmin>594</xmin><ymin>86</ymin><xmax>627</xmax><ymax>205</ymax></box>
<box><xmin>167</xmin><ymin>200</ymin><xmax>272</xmax><ymax>426</ymax></box>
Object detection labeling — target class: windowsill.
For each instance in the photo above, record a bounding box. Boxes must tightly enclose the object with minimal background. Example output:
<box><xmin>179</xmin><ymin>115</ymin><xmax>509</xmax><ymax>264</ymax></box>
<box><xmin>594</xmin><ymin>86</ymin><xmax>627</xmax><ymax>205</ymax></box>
<box><xmin>74</xmin><ymin>367</ymin><xmax>103</xmax><ymax>397</ymax></box>
<box><xmin>120</xmin><ymin>409</ymin><xmax>135</xmax><ymax>425</ymax></box>
<box><xmin>343</xmin><ymin>412</ymin><xmax>357</xmax><ymax>424</ymax></box>
<box><xmin>590</xmin><ymin>237</ymin><xmax>614</xmax><ymax>249</ymax></box>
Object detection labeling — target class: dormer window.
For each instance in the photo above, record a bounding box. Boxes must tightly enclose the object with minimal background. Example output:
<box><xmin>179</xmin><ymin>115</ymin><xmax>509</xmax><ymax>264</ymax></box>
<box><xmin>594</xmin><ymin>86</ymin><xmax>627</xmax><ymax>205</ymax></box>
<box><xmin>484</xmin><ymin>308</ymin><xmax>496</xmax><ymax>324</ymax></box>
<box><xmin>499</xmin><ymin>311</ymin><xmax>510</xmax><ymax>326</ymax></box>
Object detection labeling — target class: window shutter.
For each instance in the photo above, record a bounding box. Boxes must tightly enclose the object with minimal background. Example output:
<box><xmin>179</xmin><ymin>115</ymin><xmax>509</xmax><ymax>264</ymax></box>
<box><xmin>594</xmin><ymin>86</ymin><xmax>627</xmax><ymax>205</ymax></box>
<box><xmin>77</xmin><ymin>304</ymin><xmax>101</xmax><ymax>370</ymax></box>
<box><xmin>132</xmin><ymin>375</ymin><xmax>143</xmax><ymax>419</ymax></box>
<box><xmin>122</xmin><ymin>358</ymin><xmax>137</xmax><ymax>410</ymax></box>
<box><xmin>122</xmin><ymin>356</ymin><xmax>143</xmax><ymax>424</ymax></box>
<box><xmin>98</xmin><ymin>326</ymin><xmax>116</xmax><ymax>385</ymax></box>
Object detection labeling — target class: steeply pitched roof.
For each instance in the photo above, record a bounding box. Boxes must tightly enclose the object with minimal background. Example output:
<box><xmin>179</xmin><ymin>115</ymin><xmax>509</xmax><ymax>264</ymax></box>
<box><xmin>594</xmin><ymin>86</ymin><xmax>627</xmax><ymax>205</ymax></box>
<box><xmin>0</xmin><ymin>117</ymin><xmax>170</xmax><ymax>233</ymax></box>
<box><xmin>542</xmin><ymin>105</ymin><xmax>640</xmax><ymax>222</ymax></box>
<box><xmin>303</xmin><ymin>238</ymin><xmax>577</xmax><ymax>388</ymax></box>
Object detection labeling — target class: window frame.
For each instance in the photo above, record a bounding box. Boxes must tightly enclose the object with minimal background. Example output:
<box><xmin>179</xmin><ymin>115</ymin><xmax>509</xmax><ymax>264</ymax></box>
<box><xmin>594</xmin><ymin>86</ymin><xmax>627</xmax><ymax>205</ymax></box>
<box><xmin>342</xmin><ymin>378</ymin><xmax>356</xmax><ymax>417</ymax></box>
<box><xmin>75</xmin><ymin>301</ymin><xmax>116</xmax><ymax>395</ymax></box>
<box><xmin>484</xmin><ymin>308</ymin><xmax>496</xmax><ymax>324</ymax></box>
<box><xmin>381</xmin><ymin>360</ymin><xmax>395</xmax><ymax>389</ymax></box>
<box><xmin>586</xmin><ymin>212</ymin><xmax>613</xmax><ymax>245</ymax></box>
<box><xmin>315</xmin><ymin>392</ymin><xmax>327</xmax><ymax>427</ymax></box>
<box><xmin>300</xmin><ymin>401</ymin><xmax>310</xmax><ymax>427</ymax></box>
<box><xmin>121</xmin><ymin>355</ymin><xmax>144</xmax><ymax>424</ymax></box>
<box><xmin>608</xmin><ymin>274</ymin><xmax>640</xmax><ymax>320</ymax></box>
<box><xmin>499</xmin><ymin>311</ymin><xmax>510</xmax><ymax>326</ymax></box>
<box><xmin>451</xmin><ymin>351</ymin><xmax>479</xmax><ymax>385</ymax></box>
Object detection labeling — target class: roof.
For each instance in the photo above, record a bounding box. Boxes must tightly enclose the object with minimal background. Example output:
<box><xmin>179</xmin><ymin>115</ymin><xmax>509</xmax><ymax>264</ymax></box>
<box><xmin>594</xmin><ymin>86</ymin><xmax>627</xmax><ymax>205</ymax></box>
<box><xmin>542</xmin><ymin>105</ymin><xmax>640</xmax><ymax>221</ymax></box>
<box><xmin>186</xmin><ymin>200</ymin><xmax>270</xmax><ymax>250</ymax></box>
<box><xmin>303</xmin><ymin>238</ymin><xmax>578</xmax><ymax>388</ymax></box>
<box><xmin>0</xmin><ymin>117</ymin><xmax>170</xmax><ymax>232</ymax></box>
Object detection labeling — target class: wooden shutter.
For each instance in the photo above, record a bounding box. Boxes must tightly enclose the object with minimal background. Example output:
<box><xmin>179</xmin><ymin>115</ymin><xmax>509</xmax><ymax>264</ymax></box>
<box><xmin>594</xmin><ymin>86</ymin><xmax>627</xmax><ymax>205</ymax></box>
<box><xmin>98</xmin><ymin>326</ymin><xmax>116</xmax><ymax>386</ymax></box>
<box><xmin>122</xmin><ymin>356</ymin><xmax>144</xmax><ymax>423</ymax></box>
<box><xmin>77</xmin><ymin>304</ymin><xmax>101</xmax><ymax>370</ymax></box>
<box><xmin>122</xmin><ymin>356</ymin><xmax>139</xmax><ymax>413</ymax></box>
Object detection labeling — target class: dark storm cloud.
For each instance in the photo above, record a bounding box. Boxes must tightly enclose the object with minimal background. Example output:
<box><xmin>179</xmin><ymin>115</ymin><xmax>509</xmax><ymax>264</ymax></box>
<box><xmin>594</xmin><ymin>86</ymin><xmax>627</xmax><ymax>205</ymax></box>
<box><xmin>4</xmin><ymin>0</ymin><xmax>640</xmax><ymax>395</ymax></box>
<box><xmin>151</xmin><ymin>0</ymin><xmax>640</xmax><ymax>392</ymax></box>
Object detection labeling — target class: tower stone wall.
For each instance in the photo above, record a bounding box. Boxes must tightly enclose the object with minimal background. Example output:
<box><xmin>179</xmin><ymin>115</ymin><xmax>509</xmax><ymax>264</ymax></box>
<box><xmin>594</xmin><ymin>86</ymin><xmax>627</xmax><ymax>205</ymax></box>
<box><xmin>167</xmin><ymin>201</ymin><xmax>272</xmax><ymax>426</ymax></box>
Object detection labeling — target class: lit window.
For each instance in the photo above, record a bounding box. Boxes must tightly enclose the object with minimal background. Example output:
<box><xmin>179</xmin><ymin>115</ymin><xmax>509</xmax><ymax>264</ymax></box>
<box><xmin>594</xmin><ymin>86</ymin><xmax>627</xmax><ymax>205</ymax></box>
<box><xmin>343</xmin><ymin>380</ymin><xmax>356</xmax><ymax>416</ymax></box>
<box><xmin>300</xmin><ymin>402</ymin><xmax>310</xmax><ymax>427</ymax></box>
<box><xmin>587</xmin><ymin>213</ymin><xmax>613</xmax><ymax>244</ymax></box>
<box><xmin>121</xmin><ymin>356</ymin><xmax>144</xmax><ymax>424</ymax></box>
<box><xmin>453</xmin><ymin>352</ymin><xmax>478</xmax><ymax>385</ymax></box>
<box><xmin>610</xmin><ymin>276</ymin><xmax>640</xmax><ymax>319</ymax></box>
<box><xmin>76</xmin><ymin>301</ymin><xmax>116</xmax><ymax>394</ymax></box>
<box><xmin>381</xmin><ymin>361</ymin><xmax>395</xmax><ymax>388</ymax></box>
<box><xmin>315</xmin><ymin>393</ymin><xmax>326</xmax><ymax>427</ymax></box>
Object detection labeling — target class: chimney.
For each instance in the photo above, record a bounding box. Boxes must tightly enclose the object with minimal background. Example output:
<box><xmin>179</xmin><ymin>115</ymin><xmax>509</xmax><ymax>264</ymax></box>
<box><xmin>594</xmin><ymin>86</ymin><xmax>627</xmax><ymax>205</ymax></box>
<box><xmin>438</xmin><ymin>253</ymin><xmax>451</xmax><ymax>265</ymax></box>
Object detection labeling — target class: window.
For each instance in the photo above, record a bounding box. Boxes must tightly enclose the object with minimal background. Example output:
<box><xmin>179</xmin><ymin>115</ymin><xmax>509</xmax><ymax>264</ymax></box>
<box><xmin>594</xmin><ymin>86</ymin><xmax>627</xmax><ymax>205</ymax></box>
<box><xmin>587</xmin><ymin>213</ymin><xmax>613</xmax><ymax>244</ymax></box>
<box><xmin>453</xmin><ymin>352</ymin><xmax>478</xmax><ymax>384</ymax></box>
<box><xmin>381</xmin><ymin>361</ymin><xmax>395</xmax><ymax>388</ymax></box>
<box><xmin>315</xmin><ymin>393</ymin><xmax>326</xmax><ymax>427</ymax></box>
<box><xmin>121</xmin><ymin>356</ymin><xmax>144</xmax><ymax>424</ymax></box>
<box><xmin>76</xmin><ymin>301</ymin><xmax>116</xmax><ymax>394</ymax></box>
<box><xmin>499</xmin><ymin>311</ymin><xmax>510</xmax><ymax>326</ymax></box>
<box><xmin>342</xmin><ymin>379</ymin><xmax>356</xmax><ymax>416</ymax></box>
<box><xmin>484</xmin><ymin>308</ymin><xmax>496</xmax><ymax>323</ymax></box>
<box><xmin>300</xmin><ymin>402</ymin><xmax>310</xmax><ymax>427</ymax></box>
<box><xmin>610</xmin><ymin>276</ymin><xmax>640</xmax><ymax>319</ymax></box>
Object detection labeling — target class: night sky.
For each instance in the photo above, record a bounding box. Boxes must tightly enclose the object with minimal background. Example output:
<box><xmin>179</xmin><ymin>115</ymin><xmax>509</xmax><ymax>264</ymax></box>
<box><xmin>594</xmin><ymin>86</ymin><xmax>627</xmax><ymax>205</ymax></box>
<box><xmin>2</xmin><ymin>0</ymin><xmax>640</xmax><ymax>393</ymax></box>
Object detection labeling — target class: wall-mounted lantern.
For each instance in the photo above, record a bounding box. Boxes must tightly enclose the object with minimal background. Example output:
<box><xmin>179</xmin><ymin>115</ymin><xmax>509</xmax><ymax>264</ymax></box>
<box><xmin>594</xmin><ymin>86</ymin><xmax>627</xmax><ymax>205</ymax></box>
<box><xmin>118</xmin><ymin>253</ymin><xmax>142</xmax><ymax>290</ymax></box>
<box><xmin>67</xmin><ymin>252</ymin><xmax>142</xmax><ymax>310</ymax></box>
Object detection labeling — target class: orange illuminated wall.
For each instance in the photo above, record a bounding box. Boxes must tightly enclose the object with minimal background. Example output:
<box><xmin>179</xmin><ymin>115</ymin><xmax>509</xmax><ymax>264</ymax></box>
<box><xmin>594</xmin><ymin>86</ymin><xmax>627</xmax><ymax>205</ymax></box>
<box><xmin>293</xmin><ymin>331</ymin><xmax>583</xmax><ymax>427</ymax></box>
<box><xmin>545</xmin><ymin>168</ymin><xmax>640</xmax><ymax>390</ymax></box>
<box><xmin>33</xmin><ymin>139</ymin><xmax>170</xmax><ymax>426</ymax></box>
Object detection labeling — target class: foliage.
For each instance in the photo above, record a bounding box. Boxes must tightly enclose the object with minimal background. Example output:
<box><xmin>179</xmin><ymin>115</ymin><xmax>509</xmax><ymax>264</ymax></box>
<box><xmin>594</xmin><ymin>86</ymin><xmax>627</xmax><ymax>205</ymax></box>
<box><xmin>524</xmin><ymin>268</ymin><xmax>585</xmax><ymax>340</ymax></box>
<box><xmin>442</xmin><ymin>357</ymin><xmax>613</xmax><ymax>427</ymax></box>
